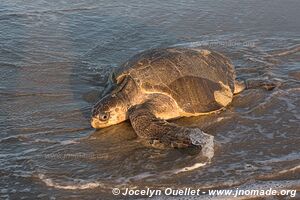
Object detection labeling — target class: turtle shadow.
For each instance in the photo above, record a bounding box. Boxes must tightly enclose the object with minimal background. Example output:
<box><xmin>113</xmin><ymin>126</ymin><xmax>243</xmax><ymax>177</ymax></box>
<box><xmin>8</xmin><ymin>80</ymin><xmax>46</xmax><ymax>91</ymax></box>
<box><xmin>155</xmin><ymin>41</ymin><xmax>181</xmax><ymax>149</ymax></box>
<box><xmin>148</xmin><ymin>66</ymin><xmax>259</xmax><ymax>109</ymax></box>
<box><xmin>89</xmin><ymin>121</ymin><xmax>137</xmax><ymax>141</ymax></box>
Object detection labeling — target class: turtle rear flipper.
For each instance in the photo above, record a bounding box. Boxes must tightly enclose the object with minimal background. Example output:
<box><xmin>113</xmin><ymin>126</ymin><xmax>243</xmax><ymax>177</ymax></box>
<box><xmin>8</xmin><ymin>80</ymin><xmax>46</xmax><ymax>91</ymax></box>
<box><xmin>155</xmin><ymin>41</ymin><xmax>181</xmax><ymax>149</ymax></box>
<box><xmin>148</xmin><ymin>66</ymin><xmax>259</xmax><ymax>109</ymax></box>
<box><xmin>245</xmin><ymin>79</ymin><xmax>281</xmax><ymax>91</ymax></box>
<box><xmin>234</xmin><ymin>79</ymin><xmax>280</xmax><ymax>93</ymax></box>
<box><xmin>128</xmin><ymin>103</ymin><xmax>214</xmax><ymax>151</ymax></box>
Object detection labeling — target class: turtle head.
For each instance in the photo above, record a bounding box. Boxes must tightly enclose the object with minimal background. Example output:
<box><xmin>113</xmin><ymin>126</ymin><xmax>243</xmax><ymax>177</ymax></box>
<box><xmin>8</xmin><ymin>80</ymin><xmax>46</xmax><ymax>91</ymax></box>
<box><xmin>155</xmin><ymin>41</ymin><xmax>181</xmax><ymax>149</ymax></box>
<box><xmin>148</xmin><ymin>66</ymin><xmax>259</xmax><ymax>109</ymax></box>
<box><xmin>91</xmin><ymin>93</ymin><xmax>128</xmax><ymax>129</ymax></box>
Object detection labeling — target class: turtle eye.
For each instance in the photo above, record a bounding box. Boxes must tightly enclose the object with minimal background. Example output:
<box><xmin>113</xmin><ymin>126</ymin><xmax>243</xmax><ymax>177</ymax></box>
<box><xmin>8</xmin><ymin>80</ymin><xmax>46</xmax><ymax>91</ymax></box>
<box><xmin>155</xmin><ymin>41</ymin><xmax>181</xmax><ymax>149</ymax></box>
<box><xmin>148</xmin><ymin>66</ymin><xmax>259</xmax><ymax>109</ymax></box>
<box><xmin>99</xmin><ymin>112</ymin><xmax>110</xmax><ymax>121</ymax></box>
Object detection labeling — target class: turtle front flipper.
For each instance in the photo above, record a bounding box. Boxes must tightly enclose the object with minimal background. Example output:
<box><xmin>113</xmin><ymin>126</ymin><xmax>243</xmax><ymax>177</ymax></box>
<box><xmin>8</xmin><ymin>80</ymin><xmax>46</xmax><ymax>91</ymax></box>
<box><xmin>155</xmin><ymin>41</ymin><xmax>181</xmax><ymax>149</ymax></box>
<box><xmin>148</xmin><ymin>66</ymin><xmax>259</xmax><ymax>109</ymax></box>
<box><xmin>128</xmin><ymin>103</ymin><xmax>214</xmax><ymax>151</ymax></box>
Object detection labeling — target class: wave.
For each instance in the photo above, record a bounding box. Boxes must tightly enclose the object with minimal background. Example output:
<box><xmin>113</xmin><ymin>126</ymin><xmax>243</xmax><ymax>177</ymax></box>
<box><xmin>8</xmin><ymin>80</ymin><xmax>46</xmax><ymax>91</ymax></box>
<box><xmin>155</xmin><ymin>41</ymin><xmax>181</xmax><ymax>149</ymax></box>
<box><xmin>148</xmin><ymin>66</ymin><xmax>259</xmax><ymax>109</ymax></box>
<box><xmin>37</xmin><ymin>133</ymin><xmax>215</xmax><ymax>190</ymax></box>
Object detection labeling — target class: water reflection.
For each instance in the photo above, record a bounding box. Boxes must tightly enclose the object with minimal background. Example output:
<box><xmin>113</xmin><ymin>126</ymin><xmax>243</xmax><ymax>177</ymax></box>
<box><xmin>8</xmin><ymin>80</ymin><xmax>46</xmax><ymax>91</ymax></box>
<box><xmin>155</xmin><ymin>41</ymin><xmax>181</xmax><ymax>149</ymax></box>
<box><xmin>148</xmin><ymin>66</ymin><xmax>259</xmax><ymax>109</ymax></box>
<box><xmin>0</xmin><ymin>0</ymin><xmax>299</xmax><ymax>199</ymax></box>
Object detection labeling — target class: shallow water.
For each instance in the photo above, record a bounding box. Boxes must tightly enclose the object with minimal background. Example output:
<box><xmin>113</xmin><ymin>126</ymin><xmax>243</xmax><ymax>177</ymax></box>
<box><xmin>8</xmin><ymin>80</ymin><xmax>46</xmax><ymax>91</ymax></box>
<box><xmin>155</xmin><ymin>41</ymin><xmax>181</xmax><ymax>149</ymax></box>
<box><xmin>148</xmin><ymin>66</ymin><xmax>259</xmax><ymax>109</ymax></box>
<box><xmin>0</xmin><ymin>0</ymin><xmax>299</xmax><ymax>199</ymax></box>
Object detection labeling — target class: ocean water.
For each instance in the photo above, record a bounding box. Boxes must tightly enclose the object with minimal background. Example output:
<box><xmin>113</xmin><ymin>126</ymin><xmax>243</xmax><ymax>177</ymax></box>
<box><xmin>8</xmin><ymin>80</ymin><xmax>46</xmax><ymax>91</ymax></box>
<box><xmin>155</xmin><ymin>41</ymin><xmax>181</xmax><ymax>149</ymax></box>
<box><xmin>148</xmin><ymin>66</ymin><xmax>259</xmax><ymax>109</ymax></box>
<box><xmin>0</xmin><ymin>0</ymin><xmax>299</xmax><ymax>199</ymax></box>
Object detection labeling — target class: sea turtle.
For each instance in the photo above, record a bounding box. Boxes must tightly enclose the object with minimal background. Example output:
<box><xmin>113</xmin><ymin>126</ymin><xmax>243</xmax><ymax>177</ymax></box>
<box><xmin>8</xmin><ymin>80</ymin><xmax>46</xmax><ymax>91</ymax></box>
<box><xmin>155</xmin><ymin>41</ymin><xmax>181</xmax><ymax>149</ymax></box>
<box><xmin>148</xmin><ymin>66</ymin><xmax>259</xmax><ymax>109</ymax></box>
<box><xmin>91</xmin><ymin>47</ymin><xmax>276</xmax><ymax>149</ymax></box>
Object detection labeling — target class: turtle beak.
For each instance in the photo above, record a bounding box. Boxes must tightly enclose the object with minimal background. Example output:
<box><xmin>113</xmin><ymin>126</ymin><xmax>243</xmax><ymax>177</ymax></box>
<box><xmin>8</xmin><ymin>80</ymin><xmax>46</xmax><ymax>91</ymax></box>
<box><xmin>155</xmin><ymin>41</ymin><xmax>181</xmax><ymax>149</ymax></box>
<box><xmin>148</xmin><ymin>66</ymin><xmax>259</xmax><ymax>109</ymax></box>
<box><xmin>90</xmin><ymin>116</ymin><xmax>109</xmax><ymax>129</ymax></box>
<box><xmin>91</xmin><ymin>107</ymin><xmax>103</xmax><ymax>128</ymax></box>
<box><xmin>91</xmin><ymin>117</ymin><xmax>100</xmax><ymax>129</ymax></box>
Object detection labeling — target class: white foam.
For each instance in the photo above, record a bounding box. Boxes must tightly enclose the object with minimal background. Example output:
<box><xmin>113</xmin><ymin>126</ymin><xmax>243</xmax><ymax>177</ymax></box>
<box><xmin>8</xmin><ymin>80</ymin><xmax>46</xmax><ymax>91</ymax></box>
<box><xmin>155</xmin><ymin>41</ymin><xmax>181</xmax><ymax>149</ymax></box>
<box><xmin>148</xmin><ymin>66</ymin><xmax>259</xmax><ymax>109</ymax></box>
<box><xmin>60</xmin><ymin>139</ymin><xmax>80</xmax><ymax>145</ymax></box>
<box><xmin>33</xmin><ymin>138</ymin><xmax>79</xmax><ymax>145</ymax></box>
<box><xmin>173</xmin><ymin>130</ymin><xmax>214</xmax><ymax>174</ymax></box>
<box><xmin>277</xmin><ymin>165</ymin><xmax>300</xmax><ymax>175</ymax></box>
<box><xmin>38</xmin><ymin>174</ymin><xmax>102</xmax><ymax>190</ymax></box>
<box><xmin>174</xmin><ymin>162</ymin><xmax>208</xmax><ymax>174</ymax></box>
<box><xmin>189</xmin><ymin>129</ymin><xmax>215</xmax><ymax>160</ymax></box>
